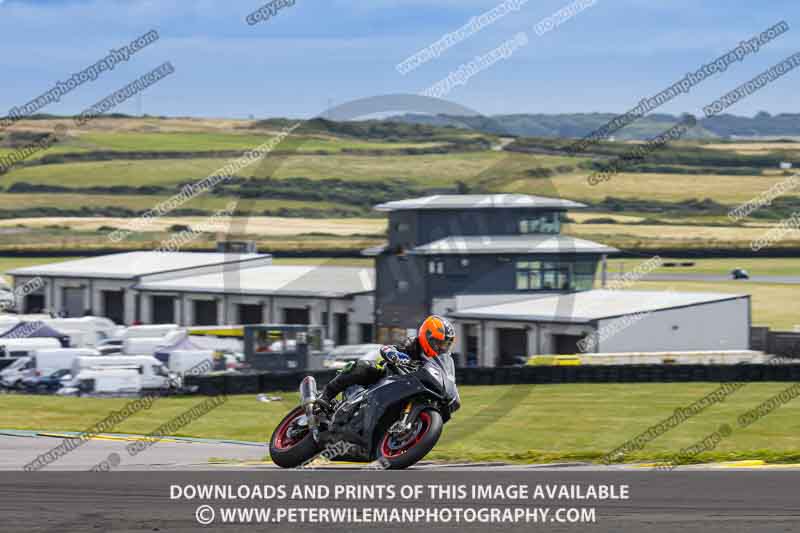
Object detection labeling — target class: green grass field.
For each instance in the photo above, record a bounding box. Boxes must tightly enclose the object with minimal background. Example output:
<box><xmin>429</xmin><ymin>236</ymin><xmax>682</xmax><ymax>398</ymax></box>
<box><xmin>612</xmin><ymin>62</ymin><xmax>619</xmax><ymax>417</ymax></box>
<box><xmin>2</xmin><ymin>150</ymin><xmax>575</xmax><ymax>189</ymax></box>
<box><xmin>2</xmin><ymin>383</ymin><xmax>799</xmax><ymax>464</ymax></box>
<box><xmin>74</xmin><ymin>132</ymin><xmax>447</xmax><ymax>154</ymax></box>
<box><xmin>3</xmin><ymin>117</ymin><xmax>800</xmax><ymax>257</ymax></box>
<box><xmin>0</xmin><ymin>193</ymin><xmax>346</xmax><ymax>212</ymax></box>
<box><xmin>511</xmin><ymin>172</ymin><xmax>799</xmax><ymax>205</ymax></box>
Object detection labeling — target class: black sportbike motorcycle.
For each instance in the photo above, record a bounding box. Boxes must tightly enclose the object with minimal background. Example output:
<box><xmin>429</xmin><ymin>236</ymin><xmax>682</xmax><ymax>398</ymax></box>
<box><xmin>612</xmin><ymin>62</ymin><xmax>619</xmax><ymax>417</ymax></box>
<box><xmin>269</xmin><ymin>350</ymin><xmax>460</xmax><ymax>470</ymax></box>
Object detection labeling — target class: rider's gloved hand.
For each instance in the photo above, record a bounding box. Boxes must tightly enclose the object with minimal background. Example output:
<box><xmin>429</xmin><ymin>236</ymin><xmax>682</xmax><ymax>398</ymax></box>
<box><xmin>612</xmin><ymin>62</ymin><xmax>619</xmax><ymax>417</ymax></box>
<box><xmin>379</xmin><ymin>345</ymin><xmax>397</xmax><ymax>362</ymax></box>
<box><xmin>379</xmin><ymin>346</ymin><xmax>411</xmax><ymax>367</ymax></box>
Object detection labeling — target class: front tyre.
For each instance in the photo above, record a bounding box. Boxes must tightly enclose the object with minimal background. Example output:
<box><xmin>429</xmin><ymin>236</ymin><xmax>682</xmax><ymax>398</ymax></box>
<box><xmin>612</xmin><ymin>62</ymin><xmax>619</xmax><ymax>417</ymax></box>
<box><xmin>269</xmin><ymin>407</ymin><xmax>320</xmax><ymax>468</ymax></box>
<box><xmin>377</xmin><ymin>409</ymin><xmax>443</xmax><ymax>470</ymax></box>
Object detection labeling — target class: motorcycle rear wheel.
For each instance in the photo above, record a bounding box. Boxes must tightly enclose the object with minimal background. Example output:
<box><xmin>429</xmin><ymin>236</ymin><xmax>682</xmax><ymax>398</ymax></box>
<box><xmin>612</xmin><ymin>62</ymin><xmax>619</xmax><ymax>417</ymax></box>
<box><xmin>269</xmin><ymin>406</ymin><xmax>320</xmax><ymax>468</ymax></box>
<box><xmin>376</xmin><ymin>408</ymin><xmax>443</xmax><ymax>470</ymax></box>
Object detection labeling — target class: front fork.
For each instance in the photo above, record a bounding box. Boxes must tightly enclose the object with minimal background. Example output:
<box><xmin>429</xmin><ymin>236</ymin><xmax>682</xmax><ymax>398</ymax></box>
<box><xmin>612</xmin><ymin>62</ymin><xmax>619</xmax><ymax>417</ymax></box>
<box><xmin>388</xmin><ymin>401</ymin><xmax>414</xmax><ymax>435</ymax></box>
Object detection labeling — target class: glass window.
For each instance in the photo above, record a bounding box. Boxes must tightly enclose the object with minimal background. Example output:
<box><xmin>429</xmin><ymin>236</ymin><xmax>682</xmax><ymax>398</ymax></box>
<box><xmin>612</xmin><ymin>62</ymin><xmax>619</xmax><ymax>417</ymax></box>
<box><xmin>429</xmin><ymin>260</ymin><xmax>445</xmax><ymax>274</ymax></box>
<box><xmin>574</xmin><ymin>262</ymin><xmax>598</xmax><ymax>275</ymax></box>
<box><xmin>573</xmin><ymin>276</ymin><xmax>595</xmax><ymax>291</ymax></box>
<box><xmin>516</xmin><ymin>263</ymin><xmax>542</xmax><ymax>290</ymax></box>
<box><xmin>519</xmin><ymin>214</ymin><xmax>560</xmax><ymax>234</ymax></box>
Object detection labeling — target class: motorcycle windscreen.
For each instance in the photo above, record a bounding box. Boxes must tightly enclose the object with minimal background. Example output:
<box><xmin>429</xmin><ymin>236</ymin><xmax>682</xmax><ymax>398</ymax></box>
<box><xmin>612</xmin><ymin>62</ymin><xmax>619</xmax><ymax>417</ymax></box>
<box><xmin>435</xmin><ymin>353</ymin><xmax>456</xmax><ymax>381</ymax></box>
<box><xmin>427</xmin><ymin>353</ymin><xmax>458</xmax><ymax>401</ymax></box>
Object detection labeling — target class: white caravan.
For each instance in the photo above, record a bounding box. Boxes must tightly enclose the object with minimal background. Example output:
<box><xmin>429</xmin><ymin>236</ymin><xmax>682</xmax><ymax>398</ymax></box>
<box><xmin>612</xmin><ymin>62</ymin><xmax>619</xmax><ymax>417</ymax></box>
<box><xmin>69</xmin><ymin>355</ymin><xmax>174</xmax><ymax>390</ymax></box>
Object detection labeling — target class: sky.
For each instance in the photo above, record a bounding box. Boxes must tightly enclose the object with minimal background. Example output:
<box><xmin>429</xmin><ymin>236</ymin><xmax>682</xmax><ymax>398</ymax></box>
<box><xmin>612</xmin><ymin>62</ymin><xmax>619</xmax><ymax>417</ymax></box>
<box><xmin>0</xmin><ymin>0</ymin><xmax>798</xmax><ymax>119</ymax></box>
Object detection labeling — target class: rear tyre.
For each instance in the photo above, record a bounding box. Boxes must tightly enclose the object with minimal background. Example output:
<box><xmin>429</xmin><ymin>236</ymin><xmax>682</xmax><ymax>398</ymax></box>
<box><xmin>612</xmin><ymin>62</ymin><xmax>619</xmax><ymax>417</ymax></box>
<box><xmin>269</xmin><ymin>407</ymin><xmax>320</xmax><ymax>468</ymax></box>
<box><xmin>377</xmin><ymin>409</ymin><xmax>443</xmax><ymax>470</ymax></box>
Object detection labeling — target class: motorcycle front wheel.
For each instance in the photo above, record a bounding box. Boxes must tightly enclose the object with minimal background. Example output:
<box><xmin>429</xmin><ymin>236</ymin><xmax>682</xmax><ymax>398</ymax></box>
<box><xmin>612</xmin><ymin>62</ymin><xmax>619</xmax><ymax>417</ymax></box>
<box><xmin>269</xmin><ymin>406</ymin><xmax>320</xmax><ymax>468</ymax></box>
<box><xmin>376</xmin><ymin>408</ymin><xmax>443</xmax><ymax>470</ymax></box>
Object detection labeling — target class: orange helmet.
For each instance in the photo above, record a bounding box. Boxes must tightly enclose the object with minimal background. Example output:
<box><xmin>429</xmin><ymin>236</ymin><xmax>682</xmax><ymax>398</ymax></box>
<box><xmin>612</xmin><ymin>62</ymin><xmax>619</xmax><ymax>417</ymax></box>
<box><xmin>418</xmin><ymin>315</ymin><xmax>456</xmax><ymax>358</ymax></box>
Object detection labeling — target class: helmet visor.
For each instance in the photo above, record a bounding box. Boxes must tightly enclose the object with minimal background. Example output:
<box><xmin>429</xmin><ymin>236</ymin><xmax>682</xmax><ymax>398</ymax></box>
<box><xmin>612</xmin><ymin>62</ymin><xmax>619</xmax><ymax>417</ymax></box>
<box><xmin>428</xmin><ymin>336</ymin><xmax>454</xmax><ymax>356</ymax></box>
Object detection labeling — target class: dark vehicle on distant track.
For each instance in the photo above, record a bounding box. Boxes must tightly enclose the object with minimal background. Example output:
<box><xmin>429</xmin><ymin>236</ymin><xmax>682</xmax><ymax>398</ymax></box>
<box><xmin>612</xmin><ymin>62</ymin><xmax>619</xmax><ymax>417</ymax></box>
<box><xmin>731</xmin><ymin>268</ymin><xmax>750</xmax><ymax>280</ymax></box>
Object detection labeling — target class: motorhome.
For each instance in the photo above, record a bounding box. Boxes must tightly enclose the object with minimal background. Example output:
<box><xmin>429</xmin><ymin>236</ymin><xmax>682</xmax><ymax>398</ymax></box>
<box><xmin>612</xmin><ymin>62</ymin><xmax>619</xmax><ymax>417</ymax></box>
<box><xmin>33</xmin><ymin>348</ymin><xmax>100</xmax><ymax>377</ymax></box>
<box><xmin>122</xmin><ymin>337</ymin><xmax>171</xmax><ymax>356</ymax></box>
<box><xmin>68</xmin><ymin>355</ymin><xmax>174</xmax><ymax>390</ymax></box>
<box><xmin>162</xmin><ymin>350</ymin><xmax>217</xmax><ymax>376</ymax></box>
<box><xmin>0</xmin><ymin>338</ymin><xmax>62</xmax><ymax>358</ymax></box>
<box><xmin>43</xmin><ymin>317</ymin><xmax>119</xmax><ymax>347</ymax></box>
<box><xmin>122</xmin><ymin>324</ymin><xmax>180</xmax><ymax>340</ymax></box>
<box><xmin>119</xmin><ymin>325</ymin><xmax>182</xmax><ymax>355</ymax></box>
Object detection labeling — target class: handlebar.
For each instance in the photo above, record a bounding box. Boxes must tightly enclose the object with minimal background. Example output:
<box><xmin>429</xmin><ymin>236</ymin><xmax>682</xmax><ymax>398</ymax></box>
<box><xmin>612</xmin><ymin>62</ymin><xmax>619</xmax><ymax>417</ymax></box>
<box><xmin>380</xmin><ymin>349</ymin><xmax>413</xmax><ymax>375</ymax></box>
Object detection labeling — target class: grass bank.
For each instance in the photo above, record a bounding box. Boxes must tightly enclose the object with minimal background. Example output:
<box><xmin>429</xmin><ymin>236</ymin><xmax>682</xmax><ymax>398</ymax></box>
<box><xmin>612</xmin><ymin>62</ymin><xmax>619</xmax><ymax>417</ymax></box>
<box><xmin>2</xmin><ymin>383</ymin><xmax>799</xmax><ymax>465</ymax></box>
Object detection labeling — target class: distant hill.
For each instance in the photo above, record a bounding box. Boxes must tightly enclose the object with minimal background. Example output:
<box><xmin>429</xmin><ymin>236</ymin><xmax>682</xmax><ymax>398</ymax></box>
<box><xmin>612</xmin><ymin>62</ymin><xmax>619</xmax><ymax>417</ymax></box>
<box><xmin>391</xmin><ymin>112</ymin><xmax>800</xmax><ymax>140</ymax></box>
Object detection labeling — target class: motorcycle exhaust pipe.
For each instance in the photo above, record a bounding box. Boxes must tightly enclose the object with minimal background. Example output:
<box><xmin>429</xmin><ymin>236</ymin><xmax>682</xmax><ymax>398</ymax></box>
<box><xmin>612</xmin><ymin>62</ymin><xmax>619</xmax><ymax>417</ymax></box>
<box><xmin>299</xmin><ymin>376</ymin><xmax>318</xmax><ymax>408</ymax></box>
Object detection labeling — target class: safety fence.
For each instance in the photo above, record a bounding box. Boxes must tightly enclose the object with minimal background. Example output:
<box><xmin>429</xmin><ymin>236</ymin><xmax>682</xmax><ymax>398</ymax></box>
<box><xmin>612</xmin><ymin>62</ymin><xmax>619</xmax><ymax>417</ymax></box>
<box><xmin>186</xmin><ymin>364</ymin><xmax>800</xmax><ymax>395</ymax></box>
<box><xmin>751</xmin><ymin>327</ymin><xmax>800</xmax><ymax>356</ymax></box>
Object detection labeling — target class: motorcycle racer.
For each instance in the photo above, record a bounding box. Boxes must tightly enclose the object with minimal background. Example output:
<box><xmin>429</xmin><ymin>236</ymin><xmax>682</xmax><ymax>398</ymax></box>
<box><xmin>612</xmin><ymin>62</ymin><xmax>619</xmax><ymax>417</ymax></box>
<box><xmin>319</xmin><ymin>315</ymin><xmax>456</xmax><ymax>406</ymax></box>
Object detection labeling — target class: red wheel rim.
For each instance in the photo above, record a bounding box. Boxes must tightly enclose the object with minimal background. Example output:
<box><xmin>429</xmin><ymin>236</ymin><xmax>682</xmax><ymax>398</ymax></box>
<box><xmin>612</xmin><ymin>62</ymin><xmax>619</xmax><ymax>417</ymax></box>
<box><xmin>381</xmin><ymin>411</ymin><xmax>431</xmax><ymax>458</ymax></box>
<box><xmin>274</xmin><ymin>409</ymin><xmax>308</xmax><ymax>450</ymax></box>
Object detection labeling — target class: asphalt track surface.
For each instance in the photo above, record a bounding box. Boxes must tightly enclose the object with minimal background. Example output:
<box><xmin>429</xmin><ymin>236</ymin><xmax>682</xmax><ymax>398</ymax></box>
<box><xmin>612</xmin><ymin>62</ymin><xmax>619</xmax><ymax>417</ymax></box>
<box><xmin>4</xmin><ymin>433</ymin><xmax>800</xmax><ymax>472</ymax></box>
<box><xmin>2</xmin><ymin>434</ymin><xmax>800</xmax><ymax>532</ymax></box>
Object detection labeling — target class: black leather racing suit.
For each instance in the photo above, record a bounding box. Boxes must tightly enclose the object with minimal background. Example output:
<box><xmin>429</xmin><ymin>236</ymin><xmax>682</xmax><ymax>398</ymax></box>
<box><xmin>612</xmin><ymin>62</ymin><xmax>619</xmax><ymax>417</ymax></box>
<box><xmin>320</xmin><ymin>337</ymin><xmax>424</xmax><ymax>402</ymax></box>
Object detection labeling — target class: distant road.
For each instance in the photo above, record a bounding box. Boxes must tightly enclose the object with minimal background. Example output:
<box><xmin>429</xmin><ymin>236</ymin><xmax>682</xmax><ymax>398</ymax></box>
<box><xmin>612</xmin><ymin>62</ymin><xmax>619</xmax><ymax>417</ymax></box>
<box><xmin>608</xmin><ymin>273</ymin><xmax>800</xmax><ymax>285</ymax></box>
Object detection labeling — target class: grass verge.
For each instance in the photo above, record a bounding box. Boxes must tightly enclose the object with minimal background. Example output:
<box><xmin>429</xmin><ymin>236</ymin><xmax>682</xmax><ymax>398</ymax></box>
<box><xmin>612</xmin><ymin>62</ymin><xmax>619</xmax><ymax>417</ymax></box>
<box><xmin>2</xmin><ymin>383</ymin><xmax>800</xmax><ymax>465</ymax></box>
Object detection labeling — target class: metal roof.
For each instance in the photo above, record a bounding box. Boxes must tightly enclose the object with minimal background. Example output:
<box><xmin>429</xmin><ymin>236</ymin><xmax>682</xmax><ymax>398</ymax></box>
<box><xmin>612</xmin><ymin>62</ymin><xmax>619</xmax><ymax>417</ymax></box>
<box><xmin>409</xmin><ymin>235</ymin><xmax>618</xmax><ymax>255</ymax></box>
<box><xmin>7</xmin><ymin>252</ymin><xmax>267</xmax><ymax>280</ymax></box>
<box><xmin>374</xmin><ymin>194</ymin><xmax>586</xmax><ymax>211</ymax></box>
<box><xmin>361</xmin><ymin>244</ymin><xmax>388</xmax><ymax>257</ymax></box>
<box><xmin>135</xmin><ymin>264</ymin><xmax>375</xmax><ymax>298</ymax></box>
<box><xmin>449</xmin><ymin>290</ymin><xmax>749</xmax><ymax>323</ymax></box>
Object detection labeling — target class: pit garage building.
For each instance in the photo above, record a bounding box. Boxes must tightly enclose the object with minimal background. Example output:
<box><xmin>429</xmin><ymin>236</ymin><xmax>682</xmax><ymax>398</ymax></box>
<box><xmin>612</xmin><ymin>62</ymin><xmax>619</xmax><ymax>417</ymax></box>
<box><xmin>9</xmin><ymin>252</ymin><xmax>375</xmax><ymax>345</ymax></box>
<box><xmin>8</xmin><ymin>252</ymin><xmax>270</xmax><ymax>324</ymax></box>
<box><xmin>133</xmin><ymin>262</ymin><xmax>375</xmax><ymax>345</ymax></box>
<box><xmin>446</xmin><ymin>290</ymin><xmax>751</xmax><ymax>366</ymax></box>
